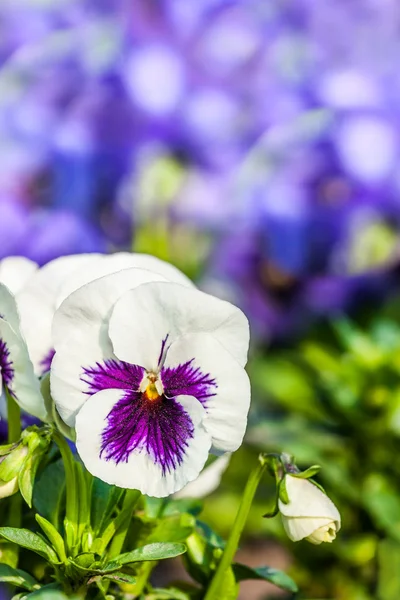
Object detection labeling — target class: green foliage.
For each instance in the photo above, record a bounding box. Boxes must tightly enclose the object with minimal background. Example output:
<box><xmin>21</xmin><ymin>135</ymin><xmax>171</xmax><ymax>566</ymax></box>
<box><xmin>249</xmin><ymin>314</ymin><xmax>400</xmax><ymax>598</ymax></box>
<box><xmin>233</xmin><ymin>563</ymin><xmax>298</xmax><ymax>593</ymax></box>
<box><xmin>0</xmin><ymin>564</ymin><xmax>39</xmax><ymax>591</ymax></box>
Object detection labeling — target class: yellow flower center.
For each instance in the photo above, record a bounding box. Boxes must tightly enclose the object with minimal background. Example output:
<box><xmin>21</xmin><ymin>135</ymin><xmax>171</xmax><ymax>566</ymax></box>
<box><xmin>140</xmin><ymin>372</ymin><xmax>163</xmax><ymax>401</ymax></box>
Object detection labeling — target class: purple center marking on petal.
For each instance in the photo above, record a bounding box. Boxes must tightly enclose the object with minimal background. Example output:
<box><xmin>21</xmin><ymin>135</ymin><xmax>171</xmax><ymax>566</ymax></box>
<box><xmin>80</xmin><ymin>337</ymin><xmax>216</xmax><ymax>474</ymax></box>
<box><xmin>161</xmin><ymin>359</ymin><xmax>217</xmax><ymax>407</ymax></box>
<box><xmin>81</xmin><ymin>359</ymin><xmax>145</xmax><ymax>395</ymax></box>
<box><xmin>40</xmin><ymin>348</ymin><xmax>56</xmax><ymax>375</ymax></box>
<box><xmin>0</xmin><ymin>338</ymin><xmax>14</xmax><ymax>391</ymax></box>
<box><xmin>100</xmin><ymin>392</ymin><xmax>194</xmax><ymax>473</ymax></box>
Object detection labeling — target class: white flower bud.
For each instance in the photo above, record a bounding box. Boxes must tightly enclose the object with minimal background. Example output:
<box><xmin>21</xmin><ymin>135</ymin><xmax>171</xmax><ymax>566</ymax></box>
<box><xmin>278</xmin><ymin>475</ymin><xmax>341</xmax><ymax>545</ymax></box>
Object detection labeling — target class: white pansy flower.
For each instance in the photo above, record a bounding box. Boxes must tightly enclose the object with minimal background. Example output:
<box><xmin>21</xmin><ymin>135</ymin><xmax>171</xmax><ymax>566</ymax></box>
<box><xmin>174</xmin><ymin>454</ymin><xmax>231</xmax><ymax>499</ymax></box>
<box><xmin>0</xmin><ymin>257</ymin><xmax>37</xmax><ymax>294</ymax></box>
<box><xmin>16</xmin><ymin>252</ymin><xmax>193</xmax><ymax>376</ymax></box>
<box><xmin>51</xmin><ymin>268</ymin><xmax>250</xmax><ymax>497</ymax></box>
<box><xmin>278</xmin><ymin>475</ymin><xmax>341</xmax><ymax>545</ymax></box>
<box><xmin>0</xmin><ymin>283</ymin><xmax>46</xmax><ymax>420</ymax></box>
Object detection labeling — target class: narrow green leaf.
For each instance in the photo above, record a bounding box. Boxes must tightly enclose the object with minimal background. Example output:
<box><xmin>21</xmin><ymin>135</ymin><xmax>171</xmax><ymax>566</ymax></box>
<box><xmin>104</xmin><ymin>542</ymin><xmax>186</xmax><ymax>571</ymax></box>
<box><xmin>101</xmin><ymin>572</ymin><xmax>137</xmax><ymax>584</ymax></box>
<box><xmin>91</xmin><ymin>478</ymin><xmax>124</xmax><ymax>534</ymax></box>
<box><xmin>19</xmin><ymin>448</ymin><xmax>46</xmax><ymax>508</ymax></box>
<box><xmin>292</xmin><ymin>465</ymin><xmax>321</xmax><ymax>479</ymax></box>
<box><xmin>278</xmin><ymin>478</ymin><xmax>289</xmax><ymax>504</ymax></box>
<box><xmin>35</xmin><ymin>515</ymin><xmax>67</xmax><ymax>563</ymax></box>
<box><xmin>0</xmin><ymin>528</ymin><xmax>59</xmax><ymax>563</ymax></box>
<box><xmin>0</xmin><ymin>563</ymin><xmax>39</xmax><ymax>591</ymax></box>
<box><xmin>233</xmin><ymin>563</ymin><xmax>298</xmax><ymax>593</ymax></box>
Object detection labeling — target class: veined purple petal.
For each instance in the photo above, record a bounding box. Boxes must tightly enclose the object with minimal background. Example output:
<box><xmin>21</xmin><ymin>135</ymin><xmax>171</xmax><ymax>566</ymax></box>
<box><xmin>81</xmin><ymin>359</ymin><xmax>145</xmax><ymax>395</ymax></box>
<box><xmin>157</xmin><ymin>333</ymin><xmax>170</xmax><ymax>367</ymax></box>
<box><xmin>100</xmin><ymin>391</ymin><xmax>194</xmax><ymax>474</ymax></box>
<box><xmin>0</xmin><ymin>338</ymin><xmax>14</xmax><ymax>391</ymax></box>
<box><xmin>161</xmin><ymin>359</ymin><xmax>217</xmax><ymax>407</ymax></box>
<box><xmin>39</xmin><ymin>348</ymin><xmax>56</xmax><ymax>375</ymax></box>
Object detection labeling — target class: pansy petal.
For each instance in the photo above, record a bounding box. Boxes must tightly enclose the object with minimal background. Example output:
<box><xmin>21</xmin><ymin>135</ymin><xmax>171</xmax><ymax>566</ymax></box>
<box><xmin>57</xmin><ymin>252</ymin><xmax>194</xmax><ymax>303</ymax></box>
<box><xmin>163</xmin><ymin>333</ymin><xmax>250</xmax><ymax>452</ymax></box>
<box><xmin>281</xmin><ymin>516</ymin><xmax>335</xmax><ymax>543</ymax></box>
<box><xmin>17</xmin><ymin>253</ymin><xmax>102</xmax><ymax>374</ymax></box>
<box><xmin>174</xmin><ymin>453</ymin><xmax>231</xmax><ymax>499</ymax></box>
<box><xmin>75</xmin><ymin>389</ymin><xmax>211</xmax><ymax>497</ymax></box>
<box><xmin>109</xmin><ymin>282</ymin><xmax>250</xmax><ymax>370</ymax></box>
<box><xmin>0</xmin><ymin>257</ymin><xmax>37</xmax><ymax>295</ymax></box>
<box><xmin>0</xmin><ymin>318</ymin><xmax>46</xmax><ymax>420</ymax></box>
<box><xmin>51</xmin><ymin>268</ymin><xmax>169</xmax><ymax>426</ymax></box>
<box><xmin>0</xmin><ymin>283</ymin><xmax>21</xmax><ymax>332</ymax></box>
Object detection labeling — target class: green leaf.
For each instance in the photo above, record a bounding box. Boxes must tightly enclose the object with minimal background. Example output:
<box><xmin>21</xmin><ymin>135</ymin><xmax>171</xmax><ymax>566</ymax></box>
<box><xmin>233</xmin><ymin>563</ymin><xmax>298</xmax><ymax>593</ymax></box>
<box><xmin>33</xmin><ymin>460</ymin><xmax>65</xmax><ymax>528</ymax></box>
<box><xmin>94</xmin><ymin>572</ymin><xmax>137</xmax><ymax>585</ymax></box>
<box><xmin>163</xmin><ymin>498</ymin><xmax>203</xmax><ymax>517</ymax></box>
<box><xmin>292</xmin><ymin>465</ymin><xmax>321</xmax><ymax>479</ymax></box>
<box><xmin>196</xmin><ymin>521</ymin><xmax>225</xmax><ymax>549</ymax></box>
<box><xmin>104</xmin><ymin>542</ymin><xmax>186</xmax><ymax>571</ymax></box>
<box><xmin>91</xmin><ymin>478</ymin><xmax>124</xmax><ymax>534</ymax></box>
<box><xmin>146</xmin><ymin>514</ymin><xmax>195</xmax><ymax>545</ymax></box>
<box><xmin>0</xmin><ymin>563</ymin><xmax>39</xmax><ymax>591</ymax></box>
<box><xmin>278</xmin><ymin>478</ymin><xmax>289</xmax><ymax>504</ymax></box>
<box><xmin>35</xmin><ymin>515</ymin><xmax>67</xmax><ymax>563</ymax></box>
<box><xmin>21</xmin><ymin>584</ymin><xmax>72</xmax><ymax>599</ymax></box>
<box><xmin>19</xmin><ymin>448</ymin><xmax>46</xmax><ymax>508</ymax></box>
<box><xmin>0</xmin><ymin>528</ymin><xmax>59</xmax><ymax>563</ymax></box>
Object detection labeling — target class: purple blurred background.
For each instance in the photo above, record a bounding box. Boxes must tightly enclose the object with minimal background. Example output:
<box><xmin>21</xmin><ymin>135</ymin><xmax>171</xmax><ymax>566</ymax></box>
<box><xmin>1</xmin><ymin>0</ymin><xmax>400</xmax><ymax>340</ymax></box>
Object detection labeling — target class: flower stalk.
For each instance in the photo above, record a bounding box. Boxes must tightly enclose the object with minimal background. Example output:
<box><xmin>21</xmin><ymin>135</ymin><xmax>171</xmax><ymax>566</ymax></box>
<box><xmin>204</xmin><ymin>454</ymin><xmax>268</xmax><ymax>600</ymax></box>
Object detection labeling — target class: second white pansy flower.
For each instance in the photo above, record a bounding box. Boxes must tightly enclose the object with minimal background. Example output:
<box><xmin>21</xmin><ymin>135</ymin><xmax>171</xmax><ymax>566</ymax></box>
<box><xmin>0</xmin><ymin>283</ymin><xmax>46</xmax><ymax>420</ymax></box>
<box><xmin>51</xmin><ymin>269</ymin><xmax>250</xmax><ymax>497</ymax></box>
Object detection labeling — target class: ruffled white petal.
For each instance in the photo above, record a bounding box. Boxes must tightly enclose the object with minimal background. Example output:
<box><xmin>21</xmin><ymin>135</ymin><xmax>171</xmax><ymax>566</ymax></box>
<box><xmin>51</xmin><ymin>268</ymin><xmax>169</xmax><ymax>426</ymax></box>
<box><xmin>163</xmin><ymin>333</ymin><xmax>251</xmax><ymax>452</ymax></box>
<box><xmin>75</xmin><ymin>389</ymin><xmax>211</xmax><ymax>497</ymax></box>
<box><xmin>0</xmin><ymin>283</ymin><xmax>21</xmax><ymax>332</ymax></box>
<box><xmin>57</xmin><ymin>252</ymin><xmax>194</xmax><ymax>303</ymax></box>
<box><xmin>109</xmin><ymin>282</ymin><xmax>250</xmax><ymax>369</ymax></box>
<box><xmin>0</xmin><ymin>257</ymin><xmax>37</xmax><ymax>294</ymax></box>
<box><xmin>17</xmin><ymin>254</ymin><xmax>102</xmax><ymax>374</ymax></box>
<box><xmin>0</xmin><ymin>318</ymin><xmax>46</xmax><ymax>420</ymax></box>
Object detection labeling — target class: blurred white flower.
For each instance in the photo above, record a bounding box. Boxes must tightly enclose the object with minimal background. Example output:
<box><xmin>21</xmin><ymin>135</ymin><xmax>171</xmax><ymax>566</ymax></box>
<box><xmin>174</xmin><ymin>454</ymin><xmax>231</xmax><ymax>499</ymax></box>
<box><xmin>0</xmin><ymin>256</ymin><xmax>37</xmax><ymax>294</ymax></box>
<box><xmin>278</xmin><ymin>475</ymin><xmax>341</xmax><ymax>545</ymax></box>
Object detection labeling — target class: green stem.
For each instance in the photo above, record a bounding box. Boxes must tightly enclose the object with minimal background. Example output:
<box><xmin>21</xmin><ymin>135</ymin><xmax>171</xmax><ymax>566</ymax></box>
<box><xmin>204</xmin><ymin>455</ymin><xmax>268</xmax><ymax>600</ymax></box>
<box><xmin>53</xmin><ymin>430</ymin><xmax>79</xmax><ymax>554</ymax></box>
<box><xmin>6</xmin><ymin>390</ymin><xmax>21</xmax><ymax>443</ymax></box>
<box><xmin>102</xmin><ymin>489</ymin><xmax>141</xmax><ymax>596</ymax></box>
<box><xmin>6</xmin><ymin>392</ymin><xmax>22</xmax><ymax>567</ymax></box>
